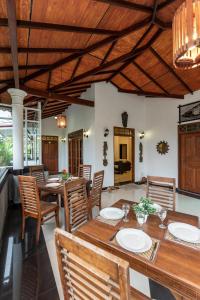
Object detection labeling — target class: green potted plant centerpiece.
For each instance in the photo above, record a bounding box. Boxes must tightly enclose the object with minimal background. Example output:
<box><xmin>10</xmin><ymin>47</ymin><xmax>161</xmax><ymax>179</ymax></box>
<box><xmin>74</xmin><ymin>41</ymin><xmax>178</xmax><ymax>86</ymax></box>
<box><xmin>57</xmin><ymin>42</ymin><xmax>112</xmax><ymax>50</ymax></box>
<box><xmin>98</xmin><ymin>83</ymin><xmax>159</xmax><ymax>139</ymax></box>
<box><xmin>62</xmin><ymin>169</ymin><xmax>69</xmax><ymax>181</ymax></box>
<box><xmin>133</xmin><ymin>197</ymin><xmax>156</xmax><ymax>226</ymax></box>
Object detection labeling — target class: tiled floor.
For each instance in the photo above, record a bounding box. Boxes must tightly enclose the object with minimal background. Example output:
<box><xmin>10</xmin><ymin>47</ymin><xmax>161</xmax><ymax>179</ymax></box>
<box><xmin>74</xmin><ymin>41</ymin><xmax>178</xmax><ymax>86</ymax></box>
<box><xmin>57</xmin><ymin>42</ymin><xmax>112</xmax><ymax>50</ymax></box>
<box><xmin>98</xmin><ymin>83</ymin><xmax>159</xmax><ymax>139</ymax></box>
<box><xmin>1</xmin><ymin>183</ymin><xmax>200</xmax><ymax>300</ymax></box>
<box><xmin>42</xmin><ymin>183</ymin><xmax>200</xmax><ymax>300</ymax></box>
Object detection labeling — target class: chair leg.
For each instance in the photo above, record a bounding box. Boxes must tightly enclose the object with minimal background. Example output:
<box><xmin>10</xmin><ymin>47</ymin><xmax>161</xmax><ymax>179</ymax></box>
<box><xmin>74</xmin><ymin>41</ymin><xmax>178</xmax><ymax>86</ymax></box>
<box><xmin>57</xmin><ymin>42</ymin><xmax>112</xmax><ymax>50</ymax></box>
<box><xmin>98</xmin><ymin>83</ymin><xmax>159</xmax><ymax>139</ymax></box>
<box><xmin>22</xmin><ymin>216</ymin><xmax>25</xmax><ymax>240</ymax></box>
<box><xmin>55</xmin><ymin>208</ymin><xmax>60</xmax><ymax>227</ymax></box>
<box><xmin>36</xmin><ymin>218</ymin><xmax>41</xmax><ymax>244</ymax></box>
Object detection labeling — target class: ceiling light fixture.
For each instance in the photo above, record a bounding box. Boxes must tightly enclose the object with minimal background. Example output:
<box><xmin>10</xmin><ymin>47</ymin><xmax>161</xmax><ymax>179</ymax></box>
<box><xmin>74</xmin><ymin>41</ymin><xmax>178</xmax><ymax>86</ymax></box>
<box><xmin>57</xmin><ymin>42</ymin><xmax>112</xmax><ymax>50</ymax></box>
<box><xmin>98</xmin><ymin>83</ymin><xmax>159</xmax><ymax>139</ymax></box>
<box><xmin>173</xmin><ymin>0</ymin><xmax>200</xmax><ymax>69</ymax></box>
<box><xmin>57</xmin><ymin>115</ymin><xmax>67</xmax><ymax>128</ymax></box>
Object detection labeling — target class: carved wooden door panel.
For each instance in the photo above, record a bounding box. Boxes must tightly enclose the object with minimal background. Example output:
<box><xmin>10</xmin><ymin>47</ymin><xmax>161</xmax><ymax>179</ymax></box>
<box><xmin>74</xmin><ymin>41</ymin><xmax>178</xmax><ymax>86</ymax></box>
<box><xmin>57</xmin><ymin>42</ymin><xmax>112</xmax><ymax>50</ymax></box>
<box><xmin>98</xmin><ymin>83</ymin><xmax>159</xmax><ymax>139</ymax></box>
<box><xmin>179</xmin><ymin>132</ymin><xmax>200</xmax><ymax>193</ymax></box>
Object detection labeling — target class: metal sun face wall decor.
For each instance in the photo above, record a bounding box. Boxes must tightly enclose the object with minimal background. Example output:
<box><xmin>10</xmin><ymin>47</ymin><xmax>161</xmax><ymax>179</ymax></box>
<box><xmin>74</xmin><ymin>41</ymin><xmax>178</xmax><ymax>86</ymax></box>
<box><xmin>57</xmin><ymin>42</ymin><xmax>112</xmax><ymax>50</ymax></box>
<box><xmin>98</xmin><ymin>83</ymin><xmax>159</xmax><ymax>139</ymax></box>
<box><xmin>156</xmin><ymin>141</ymin><xmax>169</xmax><ymax>155</ymax></box>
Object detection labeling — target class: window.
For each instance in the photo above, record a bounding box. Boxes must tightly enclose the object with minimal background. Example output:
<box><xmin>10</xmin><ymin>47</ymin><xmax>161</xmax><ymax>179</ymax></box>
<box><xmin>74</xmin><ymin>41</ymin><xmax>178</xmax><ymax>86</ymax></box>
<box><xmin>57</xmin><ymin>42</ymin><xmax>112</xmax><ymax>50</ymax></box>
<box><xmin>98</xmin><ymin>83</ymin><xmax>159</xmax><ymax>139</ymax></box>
<box><xmin>0</xmin><ymin>106</ymin><xmax>13</xmax><ymax>167</ymax></box>
<box><xmin>0</xmin><ymin>104</ymin><xmax>41</xmax><ymax>168</ymax></box>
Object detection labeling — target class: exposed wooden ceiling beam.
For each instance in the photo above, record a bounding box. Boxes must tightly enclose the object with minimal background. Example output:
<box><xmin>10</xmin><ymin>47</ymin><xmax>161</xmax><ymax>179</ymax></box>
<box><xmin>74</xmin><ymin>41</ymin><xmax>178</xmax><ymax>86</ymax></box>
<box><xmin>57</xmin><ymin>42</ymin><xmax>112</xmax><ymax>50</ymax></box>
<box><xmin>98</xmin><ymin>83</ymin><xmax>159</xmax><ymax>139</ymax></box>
<box><xmin>150</xmin><ymin>47</ymin><xmax>193</xmax><ymax>94</ymax></box>
<box><xmin>118</xmin><ymin>88</ymin><xmax>184</xmax><ymax>99</ymax></box>
<box><xmin>107</xmin><ymin>25</ymin><xmax>160</xmax><ymax>81</ymax></box>
<box><xmin>56</xmin><ymin>85</ymin><xmax>91</xmax><ymax>93</ymax></box>
<box><xmin>119</xmin><ymin>72</ymin><xmax>142</xmax><ymax>91</ymax></box>
<box><xmin>19</xmin><ymin>16</ymin><xmax>151</xmax><ymax>85</ymax></box>
<box><xmin>157</xmin><ymin>0</ymin><xmax>176</xmax><ymax>11</ymax></box>
<box><xmin>21</xmin><ymin>85</ymin><xmax>94</xmax><ymax>107</ymax></box>
<box><xmin>70</xmin><ymin>57</ymin><xmax>82</xmax><ymax>81</ymax></box>
<box><xmin>0</xmin><ymin>18</ymin><xmax>119</xmax><ymax>35</ymax></box>
<box><xmin>0</xmin><ymin>47</ymin><xmax>83</xmax><ymax>53</ymax></box>
<box><xmin>43</xmin><ymin>105</ymin><xmax>69</xmax><ymax>113</ymax></box>
<box><xmin>0</xmin><ymin>64</ymin><xmax>49</xmax><ymax>71</ymax></box>
<box><xmin>132</xmin><ymin>61</ymin><xmax>169</xmax><ymax>94</ymax></box>
<box><xmin>45</xmin><ymin>102</ymin><xmax>70</xmax><ymax>109</ymax></box>
<box><xmin>100</xmin><ymin>41</ymin><xmax>117</xmax><ymax>65</ymax></box>
<box><xmin>50</xmin><ymin>44</ymin><xmax>147</xmax><ymax>91</ymax></box>
<box><xmin>6</xmin><ymin>0</ymin><xmax>19</xmax><ymax>88</ymax></box>
<box><xmin>95</xmin><ymin>0</ymin><xmax>153</xmax><ymax>13</ymax></box>
<box><xmin>59</xmin><ymin>89</ymin><xmax>86</xmax><ymax>95</ymax></box>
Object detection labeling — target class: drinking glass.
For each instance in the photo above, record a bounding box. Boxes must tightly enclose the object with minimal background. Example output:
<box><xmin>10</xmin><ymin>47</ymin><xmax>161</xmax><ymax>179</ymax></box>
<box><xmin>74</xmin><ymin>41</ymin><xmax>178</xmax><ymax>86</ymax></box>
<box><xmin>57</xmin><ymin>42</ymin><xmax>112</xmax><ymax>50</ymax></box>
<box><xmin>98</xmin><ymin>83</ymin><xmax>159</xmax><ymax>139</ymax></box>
<box><xmin>122</xmin><ymin>204</ymin><xmax>130</xmax><ymax>222</ymax></box>
<box><xmin>157</xmin><ymin>208</ymin><xmax>167</xmax><ymax>229</ymax></box>
<box><xmin>136</xmin><ymin>212</ymin><xmax>146</xmax><ymax>230</ymax></box>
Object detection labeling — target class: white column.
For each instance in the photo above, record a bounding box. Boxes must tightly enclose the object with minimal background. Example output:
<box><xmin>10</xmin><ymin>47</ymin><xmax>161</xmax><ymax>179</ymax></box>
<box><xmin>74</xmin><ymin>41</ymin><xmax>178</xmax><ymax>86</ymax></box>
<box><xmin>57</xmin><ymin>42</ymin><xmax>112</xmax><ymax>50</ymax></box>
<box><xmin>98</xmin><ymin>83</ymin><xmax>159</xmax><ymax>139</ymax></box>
<box><xmin>7</xmin><ymin>88</ymin><xmax>27</xmax><ymax>170</ymax></box>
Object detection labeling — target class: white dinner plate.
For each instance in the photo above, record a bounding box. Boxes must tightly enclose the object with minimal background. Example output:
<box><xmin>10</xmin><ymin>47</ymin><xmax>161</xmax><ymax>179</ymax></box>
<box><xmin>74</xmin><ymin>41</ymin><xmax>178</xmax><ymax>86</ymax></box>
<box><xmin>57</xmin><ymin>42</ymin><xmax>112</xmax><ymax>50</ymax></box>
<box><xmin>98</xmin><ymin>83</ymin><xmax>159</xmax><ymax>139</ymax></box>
<box><xmin>71</xmin><ymin>176</ymin><xmax>79</xmax><ymax>180</ymax></box>
<box><xmin>168</xmin><ymin>222</ymin><xmax>200</xmax><ymax>243</ymax></box>
<box><xmin>45</xmin><ymin>182</ymin><xmax>60</xmax><ymax>188</ymax></box>
<box><xmin>100</xmin><ymin>207</ymin><xmax>124</xmax><ymax>220</ymax></box>
<box><xmin>47</xmin><ymin>177</ymin><xmax>60</xmax><ymax>182</ymax></box>
<box><xmin>116</xmin><ymin>228</ymin><xmax>152</xmax><ymax>253</ymax></box>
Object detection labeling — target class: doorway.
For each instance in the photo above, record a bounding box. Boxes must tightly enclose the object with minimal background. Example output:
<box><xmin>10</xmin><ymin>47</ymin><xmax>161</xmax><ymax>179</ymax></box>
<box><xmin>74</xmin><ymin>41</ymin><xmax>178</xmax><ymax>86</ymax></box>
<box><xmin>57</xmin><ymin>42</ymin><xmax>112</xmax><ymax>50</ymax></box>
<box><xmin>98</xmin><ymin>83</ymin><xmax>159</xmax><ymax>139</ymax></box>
<box><xmin>178</xmin><ymin>122</ymin><xmax>200</xmax><ymax>195</ymax></box>
<box><xmin>68</xmin><ymin>129</ymin><xmax>83</xmax><ymax>176</ymax></box>
<box><xmin>42</xmin><ymin>135</ymin><xmax>58</xmax><ymax>174</ymax></box>
<box><xmin>114</xmin><ymin>127</ymin><xmax>135</xmax><ymax>185</ymax></box>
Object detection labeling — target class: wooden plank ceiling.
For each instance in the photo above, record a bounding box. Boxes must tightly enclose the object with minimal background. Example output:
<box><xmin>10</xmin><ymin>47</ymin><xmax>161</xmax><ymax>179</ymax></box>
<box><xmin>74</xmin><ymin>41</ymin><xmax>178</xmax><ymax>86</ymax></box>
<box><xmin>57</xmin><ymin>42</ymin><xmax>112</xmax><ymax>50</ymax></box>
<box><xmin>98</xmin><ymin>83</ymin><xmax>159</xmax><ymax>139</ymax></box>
<box><xmin>0</xmin><ymin>0</ymin><xmax>198</xmax><ymax>118</ymax></box>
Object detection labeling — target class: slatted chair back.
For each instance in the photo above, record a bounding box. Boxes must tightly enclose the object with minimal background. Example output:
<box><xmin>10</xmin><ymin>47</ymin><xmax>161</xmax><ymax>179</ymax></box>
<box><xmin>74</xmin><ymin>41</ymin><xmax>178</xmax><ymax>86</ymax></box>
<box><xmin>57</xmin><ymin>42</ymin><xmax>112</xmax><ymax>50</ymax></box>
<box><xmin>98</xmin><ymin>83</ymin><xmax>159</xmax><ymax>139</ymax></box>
<box><xmin>63</xmin><ymin>178</ymin><xmax>89</xmax><ymax>232</ymax></box>
<box><xmin>90</xmin><ymin>170</ymin><xmax>104</xmax><ymax>209</ymax></box>
<box><xmin>18</xmin><ymin>175</ymin><xmax>41</xmax><ymax>217</ymax></box>
<box><xmin>146</xmin><ymin>176</ymin><xmax>176</xmax><ymax>211</ymax></box>
<box><xmin>55</xmin><ymin>228</ymin><xmax>130</xmax><ymax>300</ymax></box>
<box><xmin>78</xmin><ymin>164</ymin><xmax>92</xmax><ymax>181</ymax></box>
<box><xmin>29</xmin><ymin>165</ymin><xmax>46</xmax><ymax>184</ymax></box>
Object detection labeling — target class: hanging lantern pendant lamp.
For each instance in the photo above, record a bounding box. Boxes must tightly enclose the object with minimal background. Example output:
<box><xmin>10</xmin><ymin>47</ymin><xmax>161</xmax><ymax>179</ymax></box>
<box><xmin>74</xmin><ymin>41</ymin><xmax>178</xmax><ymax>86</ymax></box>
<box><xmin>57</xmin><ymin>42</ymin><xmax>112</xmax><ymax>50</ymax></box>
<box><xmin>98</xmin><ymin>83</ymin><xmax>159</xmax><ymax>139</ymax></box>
<box><xmin>173</xmin><ymin>0</ymin><xmax>200</xmax><ymax>69</ymax></box>
<box><xmin>57</xmin><ymin>115</ymin><xmax>67</xmax><ymax>128</ymax></box>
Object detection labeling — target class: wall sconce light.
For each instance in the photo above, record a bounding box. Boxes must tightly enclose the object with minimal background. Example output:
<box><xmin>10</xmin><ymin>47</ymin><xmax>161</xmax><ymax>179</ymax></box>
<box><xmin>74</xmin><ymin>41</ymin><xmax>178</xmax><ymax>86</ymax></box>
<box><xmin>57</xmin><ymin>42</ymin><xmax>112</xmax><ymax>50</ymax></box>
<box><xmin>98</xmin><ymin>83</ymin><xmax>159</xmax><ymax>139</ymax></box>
<box><xmin>60</xmin><ymin>137</ymin><xmax>66</xmax><ymax>143</ymax></box>
<box><xmin>139</xmin><ymin>131</ymin><xmax>145</xmax><ymax>139</ymax></box>
<box><xmin>83</xmin><ymin>130</ymin><xmax>89</xmax><ymax>138</ymax></box>
<box><xmin>104</xmin><ymin>128</ymin><xmax>109</xmax><ymax>137</ymax></box>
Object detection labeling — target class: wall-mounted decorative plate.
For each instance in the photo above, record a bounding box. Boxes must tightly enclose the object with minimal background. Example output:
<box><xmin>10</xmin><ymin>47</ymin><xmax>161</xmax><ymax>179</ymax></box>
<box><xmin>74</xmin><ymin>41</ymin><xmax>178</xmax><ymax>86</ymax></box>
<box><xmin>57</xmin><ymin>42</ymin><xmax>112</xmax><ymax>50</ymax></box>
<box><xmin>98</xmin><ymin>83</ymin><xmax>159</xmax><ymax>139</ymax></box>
<box><xmin>156</xmin><ymin>141</ymin><xmax>169</xmax><ymax>155</ymax></box>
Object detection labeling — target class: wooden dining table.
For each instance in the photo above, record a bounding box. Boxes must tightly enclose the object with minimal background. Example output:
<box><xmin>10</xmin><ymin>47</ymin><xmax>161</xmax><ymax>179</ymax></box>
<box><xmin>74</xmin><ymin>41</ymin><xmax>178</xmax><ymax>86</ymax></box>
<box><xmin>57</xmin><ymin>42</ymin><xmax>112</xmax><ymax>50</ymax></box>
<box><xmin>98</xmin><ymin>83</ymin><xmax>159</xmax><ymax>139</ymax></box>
<box><xmin>37</xmin><ymin>177</ymin><xmax>92</xmax><ymax>197</ymax></box>
<box><xmin>75</xmin><ymin>199</ymin><xmax>200</xmax><ymax>300</ymax></box>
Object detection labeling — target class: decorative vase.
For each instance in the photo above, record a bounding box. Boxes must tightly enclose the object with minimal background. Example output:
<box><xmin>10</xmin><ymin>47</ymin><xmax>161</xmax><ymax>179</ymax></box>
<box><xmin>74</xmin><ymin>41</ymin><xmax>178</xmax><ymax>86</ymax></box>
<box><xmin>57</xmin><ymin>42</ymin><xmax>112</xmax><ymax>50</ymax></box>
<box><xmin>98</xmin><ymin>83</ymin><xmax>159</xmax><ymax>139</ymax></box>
<box><xmin>121</xmin><ymin>111</ymin><xmax>128</xmax><ymax>128</ymax></box>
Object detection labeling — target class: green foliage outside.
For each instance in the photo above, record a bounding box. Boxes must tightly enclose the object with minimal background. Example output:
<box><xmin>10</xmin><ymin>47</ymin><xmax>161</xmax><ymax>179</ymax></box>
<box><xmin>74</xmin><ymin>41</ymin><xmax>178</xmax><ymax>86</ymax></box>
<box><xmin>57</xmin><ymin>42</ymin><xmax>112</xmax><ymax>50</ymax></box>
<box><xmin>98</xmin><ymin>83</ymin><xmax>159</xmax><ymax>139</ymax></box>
<box><xmin>0</xmin><ymin>134</ymin><xmax>13</xmax><ymax>166</ymax></box>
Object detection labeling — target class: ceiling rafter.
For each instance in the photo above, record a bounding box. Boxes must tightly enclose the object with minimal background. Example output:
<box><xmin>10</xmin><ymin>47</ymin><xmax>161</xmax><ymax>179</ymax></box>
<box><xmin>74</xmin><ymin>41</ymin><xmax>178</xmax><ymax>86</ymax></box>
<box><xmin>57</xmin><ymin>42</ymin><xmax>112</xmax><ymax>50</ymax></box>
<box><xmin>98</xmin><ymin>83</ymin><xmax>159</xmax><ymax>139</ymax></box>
<box><xmin>0</xmin><ymin>64</ymin><xmax>49</xmax><ymax>71</ymax></box>
<box><xmin>50</xmin><ymin>44</ymin><xmax>148</xmax><ymax>91</ymax></box>
<box><xmin>119</xmin><ymin>72</ymin><xmax>142</xmax><ymax>91</ymax></box>
<box><xmin>95</xmin><ymin>0</ymin><xmax>153</xmax><ymax>13</ymax></box>
<box><xmin>55</xmin><ymin>85</ymin><xmax>91</xmax><ymax>93</ymax></box>
<box><xmin>100</xmin><ymin>41</ymin><xmax>117</xmax><ymax>65</ymax></box>
<box><xmin>0</xmin><ymin>47</ymin><xmax>83</xmax><ymax>53</ymax></box>
<box><xmin>107</xmin><ymin>25</ymin><xmax>161</xmax><ymax>81</ymax></box>
<box><xmin>6</xmin><ymin>0</ymin><xmax>19</xmax><ymax>88</ymax></box>
<box><xmin>21</xmin><ymin>85</ymin><xmax>94</xmax><ymax>107</ymax></box>
<box><xmin>150</xmin><ymin>47</ymin><xmax>193</xmax><ymax>94</ymax></box>
<box><xmin>132</xmin><ymin>61</ymin><xmax>169</xmax><ymax>94</ymax></box>
<box><xmin>0</xmin><ymin>18</ymin><xmax>120</xmax><ymax>35</ymax></box>
<box><xmin>118</xmin><ymin>88</ymin><xmax>184</xmax><ymax>99</ymax></box>
<box><xmin>18</xmin><ymin>16</ymin><xmax>152</xmax><ymax>86</ymax></box>
<box><xmin>70</xmin><ymin>57</ymin><xmax>82</xmax><ymax>81</ymax></box>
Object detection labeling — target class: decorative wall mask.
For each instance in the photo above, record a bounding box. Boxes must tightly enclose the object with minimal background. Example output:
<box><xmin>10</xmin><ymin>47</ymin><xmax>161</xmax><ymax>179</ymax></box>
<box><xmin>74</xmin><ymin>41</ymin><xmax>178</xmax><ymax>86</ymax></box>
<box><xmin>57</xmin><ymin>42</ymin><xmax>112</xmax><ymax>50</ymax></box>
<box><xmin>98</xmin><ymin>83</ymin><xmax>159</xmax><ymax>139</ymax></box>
<box><xmin>103</xmin><ymin>141</ymin><xmax>108</xmax><ymax>166</ymax></box>
<box><xmin>121</xmin><ymin>111</ymin><xmax>128</xmax><ymax>128</ymax></box>
<box><xmin>104</xmin><ymin>128</ymin><xmax>109</xmax><ymax>137</ymax></box>
<box><xmin>139</xmin><ymin>142</ymin><xmax>143</xmax><ymax>162</ymax></box>
<box><xmin>156</xmin><ymin>141</ymin><xmax>169</xmax><ymax>155</ymax></box>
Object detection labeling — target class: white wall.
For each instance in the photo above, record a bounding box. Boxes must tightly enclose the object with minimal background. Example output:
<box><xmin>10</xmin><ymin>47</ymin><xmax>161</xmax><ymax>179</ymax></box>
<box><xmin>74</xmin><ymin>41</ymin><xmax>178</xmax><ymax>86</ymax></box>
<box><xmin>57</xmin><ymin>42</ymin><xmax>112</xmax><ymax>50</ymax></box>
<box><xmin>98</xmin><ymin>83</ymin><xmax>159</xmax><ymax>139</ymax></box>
<box><xmin>66</xmin><ymin>104</ymin><xmax>95</xmax><ymax>171</ymax></box>
<box><xmin>144</xmin><ymin>90</ymin><xmax>200</xmax><ymax>185</ymax></box>
<box><xmin>94</xmin><ymin>82</ymin><xmax>146</xmax><ymax>187</ymax></box>
<box><xmin>42</xmin><ymin>117</ymin><xmax>66</xmax><ymax>171</ymax></box>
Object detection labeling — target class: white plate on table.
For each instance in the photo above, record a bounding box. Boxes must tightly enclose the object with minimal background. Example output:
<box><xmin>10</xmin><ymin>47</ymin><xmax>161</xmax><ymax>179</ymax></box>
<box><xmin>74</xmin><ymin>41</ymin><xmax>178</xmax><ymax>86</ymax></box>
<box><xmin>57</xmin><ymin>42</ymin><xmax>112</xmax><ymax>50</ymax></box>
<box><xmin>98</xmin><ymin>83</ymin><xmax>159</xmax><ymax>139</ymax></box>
<box><xmin>47</xmin><ymin>177</ymin><xmax>60</xmax><ymax>182</ymax></box>
<box><xmin>71</xmin><ymin>176</ymin><xmax>79</xmax><ymax>180</ymax></box>
<box><xmin>100</xmin><ymin>207</ymin><xmax>124</xmax><ymax>220</ymax></box>
<box><xmin>116</xmin><ymin>228</ymin><xmax>152</xmax><ymax>253</ymax></box>
<box><xmin>168</xmin><ymin>222</ymin><xmax>200</xmax><ymax>243</ymax></box>
<box><xmin>45</xmin><ymin>182</ymin><xmax>61</xmax><ymax>188</ymax></box>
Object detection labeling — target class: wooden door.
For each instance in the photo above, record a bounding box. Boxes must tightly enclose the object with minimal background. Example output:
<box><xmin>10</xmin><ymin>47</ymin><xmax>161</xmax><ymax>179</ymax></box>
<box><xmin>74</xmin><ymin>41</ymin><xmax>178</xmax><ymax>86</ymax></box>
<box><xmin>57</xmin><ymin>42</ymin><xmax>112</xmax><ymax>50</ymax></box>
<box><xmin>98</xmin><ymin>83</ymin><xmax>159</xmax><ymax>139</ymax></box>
<box><xmin>179</xmin><ymin>130</ymin><xmax>200</xmax><ymax>193</ymax></box>
<box><xmin>68</xmin><ymin>130</ymin><xmax>83</xmax><ymax>176</ymax></box>
<box><xmin>42</xmin><ymin>136</ymin><xmax>58</xmax><ymax>174</ymax></box>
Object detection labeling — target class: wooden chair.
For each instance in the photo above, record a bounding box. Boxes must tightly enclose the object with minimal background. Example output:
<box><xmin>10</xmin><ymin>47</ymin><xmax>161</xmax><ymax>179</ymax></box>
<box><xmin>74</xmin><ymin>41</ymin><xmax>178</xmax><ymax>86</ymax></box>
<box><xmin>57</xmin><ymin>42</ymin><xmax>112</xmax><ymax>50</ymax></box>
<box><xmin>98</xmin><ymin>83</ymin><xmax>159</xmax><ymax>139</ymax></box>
<box><xmin>18</xmin><ymin>175</ymin><xmax>59</xmax><ymax>244</ymax></box>
<box><xmin>146</xmin><ymin>176</ymin><xmax>176</xmax><ymax>211</ymax></box>
<box><xmin>63</xmin><ymin>178</ymin><xmax>89</xmax><ymax>232</ymax></box>
<box><xmin>55</xmin><ymin>228</ymin><xmax>150</xmax><ymax>300</ymax></box>
<box><xmin>89</xmin><ymin>170</ymin><xmax>104</xmax><ymax>214</ymax></box>
<box><xmin>29</xmin><ymin>165</ymin><xmax>46</xmax><ymax>184</ymax></box>
<box><xmin>78</xmin><ymin>164</ymin><xmax>92</xmax><ymax>181</ymax></box>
